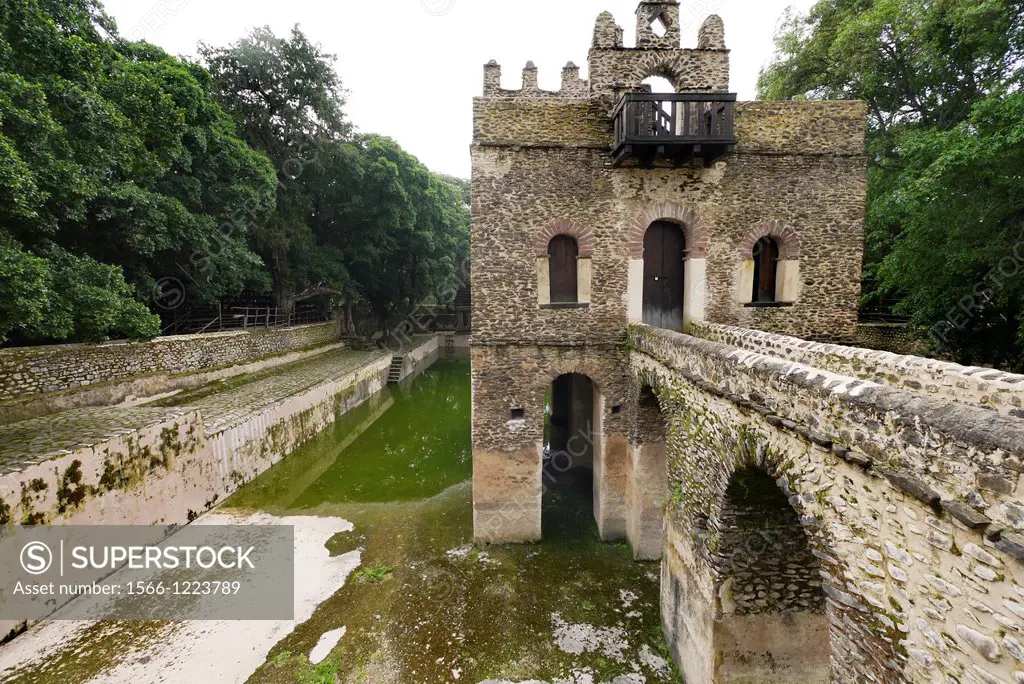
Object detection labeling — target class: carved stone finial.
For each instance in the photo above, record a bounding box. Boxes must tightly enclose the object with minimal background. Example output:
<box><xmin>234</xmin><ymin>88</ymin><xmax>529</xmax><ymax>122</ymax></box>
<box><xmin>483</xmin><ymin>60</ymin><xmax>502</xmax><ymax>96</ymax></box>
<box><xmin>522</xmin><ymin>61</ymin><xmax>539</xmax><ymax>91</ymax></box>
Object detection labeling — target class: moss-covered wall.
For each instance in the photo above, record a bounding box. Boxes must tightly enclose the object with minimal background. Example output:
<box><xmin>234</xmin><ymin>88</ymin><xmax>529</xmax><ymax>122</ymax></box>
<box><xmin>692</xmin><ymin>321</ymin><xmax>1024</xmax><ymax>419</ymax></box>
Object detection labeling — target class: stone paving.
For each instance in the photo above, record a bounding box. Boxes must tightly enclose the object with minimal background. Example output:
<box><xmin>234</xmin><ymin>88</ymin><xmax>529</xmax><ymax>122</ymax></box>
<box><xmin>151</xmin><ymin>347</ymin><xmax>386</xmax><ymax>434</ymax></box>
<box><xmin>0</xmin><ymin>348</ymin><xmax>388</xmax><ymax>474</ymax></box>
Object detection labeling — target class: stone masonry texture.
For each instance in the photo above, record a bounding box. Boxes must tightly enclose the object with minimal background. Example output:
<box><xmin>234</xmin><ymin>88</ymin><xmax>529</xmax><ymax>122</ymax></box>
<box><xmin>0</xmin><ymin>322</ymin><xmax>339</xmax><ymax>402</ymax></box>
<box><xmin>470</xmin><ymin>3</ymin><xmax>1024</xmax><ymax>683</ymax></box>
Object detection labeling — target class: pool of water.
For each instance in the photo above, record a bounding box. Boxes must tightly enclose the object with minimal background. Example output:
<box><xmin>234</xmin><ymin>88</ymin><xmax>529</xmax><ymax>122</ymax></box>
<box><xmin>223</xmin><ymin>354</ymin><xmax>681</xmax><ymax>684</ymax></box>
<box><xmin>229</xmin><ymin>356</ymin><xmax>473</xmax><ymax>508</ymax></box>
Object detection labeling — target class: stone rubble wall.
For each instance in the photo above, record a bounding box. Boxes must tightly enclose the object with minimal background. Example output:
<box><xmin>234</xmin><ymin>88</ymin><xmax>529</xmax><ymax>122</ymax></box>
<box><xmin>471</xmin><ymin>343</ymin><xmax>631</xmax><ymax>543</ymax></box>
<box><xmin>631</xmin><ymin>324</ymin><xmax>1024</xmax><ymax>684</ymax></box>
<box><xmin>0</xmin><ymin>321</ymin><xmax>340</xmax><ymax>402</ymax></box>
<box><xmin>855</xmin><ymin>322</ymin><xmax>930</xmax><ymax>356</ymax></box>
<box><xmin>472</xmin><ymin>81</ymin><xmax>868</xmax><ymax>345</ymax></box>
<box><xmin>692</xmin><ymin>321</ymin><xmax>1024</xmax><ymax>418</ymax></box>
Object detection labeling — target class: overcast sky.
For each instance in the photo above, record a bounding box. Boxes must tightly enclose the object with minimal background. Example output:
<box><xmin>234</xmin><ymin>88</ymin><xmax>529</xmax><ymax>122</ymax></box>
<box><xmin>99</xmin><ymin>0</ymin><xmax>815</xmax><ymax>178</ymax></box>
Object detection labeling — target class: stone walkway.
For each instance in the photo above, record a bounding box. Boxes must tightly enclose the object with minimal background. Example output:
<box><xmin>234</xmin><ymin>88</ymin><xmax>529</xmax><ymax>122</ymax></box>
<box><xmin>151</xmin><ymin>347</ymin><xmax>386</xmax><ymax>434</ymax></box>
<box><xmin>0</xmin><ymin>347</ymin><xmax>388</xmax><ymax>475</ymax></box>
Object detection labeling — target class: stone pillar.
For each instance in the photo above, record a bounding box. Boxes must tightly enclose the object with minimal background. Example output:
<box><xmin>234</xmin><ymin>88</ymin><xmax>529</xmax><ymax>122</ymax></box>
<box><xmin>560</xmin><ymin>61</ymin><xmax>587</xmax><ymax>97</ymax></box>
<box><xmin>626</xmin><ymin>390</ymin><xmax>667</xmax><ymax>559</ymax></box>
<box><xmin>592</xmin><ymin>11</ymin><xmax>623</xmax><ymax>49</ymax></box>
<box><xmin>473</xmin><ymin>445</ymin><xmax>542</xmax><ymax>543</ymax></box>
<box><xmin>635</xmin><ymin>0</ymin><xmax>681</xmax><ymax>49</ymax></box>
<box><xmin>697</xmin><ymin>14</ymin><xmax>726</xmax><ymax>50</ymax></box>
<box><xmin>483</xmin><ymin>60</ymin><xmax>501</xmax><ymax>96</ymax></box>
<box><xmin>522</xmin><ymin>61</ymin><xmax>539</xmax><ymax>94</ymax></box>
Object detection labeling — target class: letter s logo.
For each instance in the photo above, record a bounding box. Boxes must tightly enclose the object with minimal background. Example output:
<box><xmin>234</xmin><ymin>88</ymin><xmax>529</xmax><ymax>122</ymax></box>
<box><xmin>20</xmin><ymin>542</ymin><xmax>53</xmax><ymax>576</ymax></box>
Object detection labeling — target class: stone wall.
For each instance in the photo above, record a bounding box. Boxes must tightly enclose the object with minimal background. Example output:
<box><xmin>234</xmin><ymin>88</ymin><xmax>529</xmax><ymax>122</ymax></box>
<box><xmin>631</xmin><ymin>324</ymin><xmax>1024</xmax><ymax>684</ymax></box>
<box><xmin>0</xmin><ymin>335</ymin><xmax>442</xmax><ymax>642</ymax></box>
<box><xmin>855</xmin><ymin>322</ymin><xmax>930</xmax><ymax>356</ymax></box>
<box><xmin>0</xmin><ymin>322</ymin><xmax>340</xmax><ymax>402</ymax></box>
<box><xmin>472</xmin><ymin>80</ymin><xmax>868</xmax><ymax>346</ymax></box>
<box><xmin>471</xmin><ymin>344</ymin><xmax>631</xmax><ymax>543</ymax></box>
<box><xmin>693</xmin><ymin>321</ymin><xmax>1024</xmax><ymax>418</ymax></box>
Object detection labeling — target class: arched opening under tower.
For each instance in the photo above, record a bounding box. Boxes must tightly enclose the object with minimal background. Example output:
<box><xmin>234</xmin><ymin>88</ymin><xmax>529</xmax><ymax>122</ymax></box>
<box><xmin>543</xmin><ymin>373</ymin><xmax>600</xmax><ymax>538</ymax></box>
<box><xmin>713</xmin><ymin>467</ymin><xmax>830</xmax><ymax>683</ymax></box>
<box><xmin>642</xmin><ymin>221</ymin><xmax>686</xmax><ymax>331</ymax></box>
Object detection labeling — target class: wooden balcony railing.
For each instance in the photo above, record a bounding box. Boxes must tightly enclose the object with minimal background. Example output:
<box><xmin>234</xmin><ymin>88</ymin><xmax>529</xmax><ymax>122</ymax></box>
<box><xmin>611</xmin><ymin>92</ymin><xmax>737</xmax><ymax>167</ymax></box>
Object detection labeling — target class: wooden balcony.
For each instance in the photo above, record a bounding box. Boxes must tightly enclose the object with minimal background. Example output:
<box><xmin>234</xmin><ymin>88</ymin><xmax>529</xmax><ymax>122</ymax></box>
<box><xmin>612</xmin><ymin>93</ymin><xmax>737</xmax><ymax>167</ymax></box>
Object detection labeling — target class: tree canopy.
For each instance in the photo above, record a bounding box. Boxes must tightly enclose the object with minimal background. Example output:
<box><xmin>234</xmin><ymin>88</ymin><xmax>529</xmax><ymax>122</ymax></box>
<box><xmin>199</xmin><ymin>27</ymin><xmax>469</xmax><ymax>330</ymax></box>
<box><xmin>0</xmin><ymin>2</ymin><xmax>469</xmax><ymax>344</ymax></box>
<box><xmin>759</xmin><ymin>0</ymin><xmax>1024</xmax><ymax>367</ymax></box>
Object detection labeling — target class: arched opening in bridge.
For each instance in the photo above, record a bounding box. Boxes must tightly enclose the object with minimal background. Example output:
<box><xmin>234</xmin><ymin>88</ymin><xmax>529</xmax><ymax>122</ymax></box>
<box><xmin>627</xmin><ymin>386</ymin><xmax>668</xmax><ymax>559</ymax></box>
<box><xmin>643</xmin><ymin>221</ymin><xmax>686</xmax><ymax>331</ymax></box>
<box><xmin>713</xmin><ymin>467</ymin><xmax>829</xmax><ymax>682</ymax></box>
<box><xmin>543</xmin><ymin>373</ymin><xmax>599</xmax><ymax>538</ymax></box>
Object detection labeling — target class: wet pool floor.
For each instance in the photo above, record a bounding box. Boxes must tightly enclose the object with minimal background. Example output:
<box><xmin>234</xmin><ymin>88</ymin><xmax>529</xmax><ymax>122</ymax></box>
<box><xmin>231</xmin><ymin>356</ymin><xmax>680</xmax><ymax>684</ymax></box>
<box><xmin>0</xmin><ymin>356</ymin><xmax>681</xmax><ymax>684</ymax></box>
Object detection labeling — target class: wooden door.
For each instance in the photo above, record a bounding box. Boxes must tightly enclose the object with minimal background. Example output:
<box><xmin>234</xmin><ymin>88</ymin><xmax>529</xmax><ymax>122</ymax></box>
<box><xmin>548</xmin><ymin>236</ymin><xmax>579</xmax><ymax>303</ymax></box>
<box><xmin>642</xmin><ymin>221</ymin><xmax>685</xmax><ymax>331</ymax></box>
<box><xmin>753</xmin><ymin>237</ymin><xmax>779</xmax><ymax>303</ymax></box>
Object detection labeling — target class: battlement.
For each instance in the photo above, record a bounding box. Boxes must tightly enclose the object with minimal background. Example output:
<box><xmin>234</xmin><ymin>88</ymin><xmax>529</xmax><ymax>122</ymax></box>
<box><xmin>588</xmin><ymin>6</ymin><xmax>729</xmax><ymax>100</ymax></box>
<box><xmin>479</xmin><ymin>2</ymin><xmax>729</xmax><ymax>101</ymax></box>
<box><xmin>481</xmin><ymin>60</ymin><xmax>588</xmax><ymax>99</ymax></box>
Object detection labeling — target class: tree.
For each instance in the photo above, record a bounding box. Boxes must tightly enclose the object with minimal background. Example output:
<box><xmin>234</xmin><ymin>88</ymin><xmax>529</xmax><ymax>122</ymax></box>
<box><xmin>199</xmin><ymin>26</ymin><xmax>350</xmax><ymax>308</ymax></box>
<box><xmin>0</xmin><ymin>0</ymin><xmax>277</xmax><ymax>343</ymax></box>
<box><xmin>759</xmin><ymin>0</ymin><xmax>1024</xmax><ymax>367</ymax></box>
<box><xmin>202</xmin><ymin>27</ymin><xmax>470</xmax><ymax>334</ymax></box>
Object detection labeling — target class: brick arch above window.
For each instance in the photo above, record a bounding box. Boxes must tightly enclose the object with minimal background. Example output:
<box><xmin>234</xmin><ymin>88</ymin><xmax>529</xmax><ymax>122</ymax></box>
<box><xmin>535</xmin><ymin>219</ymin><xmax>595</xmax><ymax>258</ymax></box>
<box><xmin>738</xmin><ymin>220</ymin><xmax>800</xmax><ymax>260</ymax></box>
<box><xmin>628</xmin><ymin>203</ymin><xmax>708</xmax><ymax>259</ymax></box>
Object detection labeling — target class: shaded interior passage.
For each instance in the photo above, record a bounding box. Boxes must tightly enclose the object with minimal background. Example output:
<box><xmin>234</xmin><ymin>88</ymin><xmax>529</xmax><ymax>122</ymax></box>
<box><xmin>544</xmin><ymin>374</ymin><xmax>599</xmax><ymax>540</ymax></box>
<box><xmin>713</xmin><ymin>467</ymin><xmax>829</xmax><ymax>683</ymax></box>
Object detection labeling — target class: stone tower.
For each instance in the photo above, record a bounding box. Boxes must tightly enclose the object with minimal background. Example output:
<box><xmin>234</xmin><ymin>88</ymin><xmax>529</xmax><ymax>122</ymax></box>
<box><xmin>470</xmin><ymin>1</ymin><xmax>867</xmax><ymax>547</ymax></box>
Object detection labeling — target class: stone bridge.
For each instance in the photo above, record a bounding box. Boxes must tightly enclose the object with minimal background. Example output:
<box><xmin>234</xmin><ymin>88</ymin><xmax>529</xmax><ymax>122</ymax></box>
<box><xmin>636</xmin><ymin>323</ymin><xmax>1024</xmax><ymax>683</ymax></box>
<box><xmin>474</xmin><ymin>323</ymin><xmax>1024</xmax><ymax>683</ymax></box>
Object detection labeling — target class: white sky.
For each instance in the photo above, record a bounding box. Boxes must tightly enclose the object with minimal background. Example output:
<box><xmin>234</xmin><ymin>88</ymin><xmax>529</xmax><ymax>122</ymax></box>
<box><xmin>100</xmin><ymin>0</ymin><xmax>815</xmax><ymax>178</ymax></box>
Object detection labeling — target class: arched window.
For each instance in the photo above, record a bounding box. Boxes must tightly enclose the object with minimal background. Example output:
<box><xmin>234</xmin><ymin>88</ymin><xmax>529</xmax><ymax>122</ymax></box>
<box><xmin>752</xmin><ymin>237</ymin><xmax>779</xmax><ymax>303</ymax></box>
<box><xmin>548</xmin><ymin>235</ymin><xmax>579</xmax><ymax>303</ymax></box>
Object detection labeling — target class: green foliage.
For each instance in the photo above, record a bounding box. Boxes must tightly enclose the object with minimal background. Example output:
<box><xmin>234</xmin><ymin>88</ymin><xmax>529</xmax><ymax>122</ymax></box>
<box><xmin>1</xmin><ymin>7</ymin><xmax>469</xmax><ymax>345</ymax></box>
<box><xmin>299</xmin><ymin>658</ymin><xmax>340</xmax><ymax>684</ymax></box>
<box><xmin>0</xmin><ymin>0</ymin><xmax>276</xmax><ymax>343</ymax></box>
<box><xmin>201</xmin><ymin>27</ymin><xmax>470</xmax><ymax>327</ymax></box>
<box><xmin>759</xmin><ymin>0</ymin><xmax>1024</xmax><ymax>366</ymax></box>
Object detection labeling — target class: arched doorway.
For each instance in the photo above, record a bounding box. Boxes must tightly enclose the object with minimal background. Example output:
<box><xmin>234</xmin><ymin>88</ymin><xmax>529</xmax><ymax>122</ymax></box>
<box><xmin>713</xmin><ymin>467</ymin><xmax>829</xmax><ymax>682</ymax></box>
<box><xmin>643</xmin><ymin>221</ymin><xmax>686</xmax><ymax>331</ymax></box>
<box><xmin>544</xmin><ymin>373</ymin><xmax>599</xmax><ymax>538</ymax></box>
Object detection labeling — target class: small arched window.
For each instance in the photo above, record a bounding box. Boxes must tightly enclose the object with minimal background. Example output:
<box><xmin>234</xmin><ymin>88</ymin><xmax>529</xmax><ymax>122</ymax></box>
<box><xmin>752</xmin><ymin>237</ymin><xmax>779</xmax><ymax>303</ymax></box>
<box><xmin>548</xmin><ymin>235</ymin><xmax>579</xmax><ymax>303</ymax></box>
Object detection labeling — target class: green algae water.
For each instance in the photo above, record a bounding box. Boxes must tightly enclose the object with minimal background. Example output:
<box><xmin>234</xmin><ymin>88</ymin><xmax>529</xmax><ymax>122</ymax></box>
<box><xmin>224</xmin><ymin>354</ymin><xmax>682</xmax><ymax>684</ymax></box>
<box><xmin>228</xmin><ymin>355</ymin><xmax>472</xmax><ymax>508</ymax></box>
